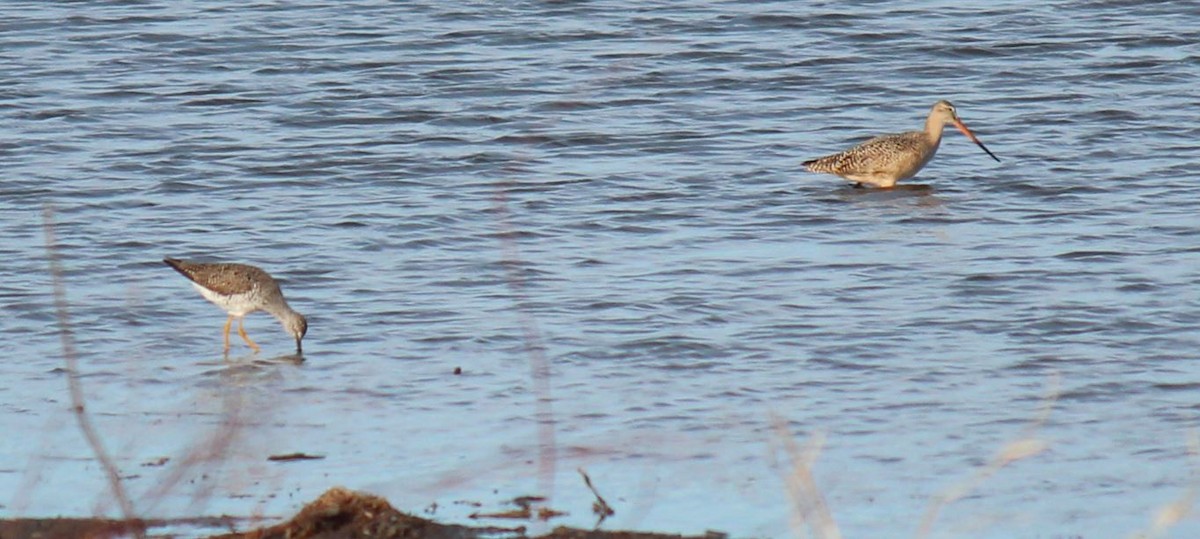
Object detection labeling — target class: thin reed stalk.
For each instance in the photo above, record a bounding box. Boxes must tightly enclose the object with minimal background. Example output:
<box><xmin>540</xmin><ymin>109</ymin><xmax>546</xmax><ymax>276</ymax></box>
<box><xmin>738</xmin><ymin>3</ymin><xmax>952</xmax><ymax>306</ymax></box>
<box><xmin>492</xmin><ymin>184</ymin><xmax>558</xmax><ymax>501</ymax></box>
<box><xmin>41</xmin><ymin>205</ymin><xmax>142</xmax><ymax>536</ymax></box>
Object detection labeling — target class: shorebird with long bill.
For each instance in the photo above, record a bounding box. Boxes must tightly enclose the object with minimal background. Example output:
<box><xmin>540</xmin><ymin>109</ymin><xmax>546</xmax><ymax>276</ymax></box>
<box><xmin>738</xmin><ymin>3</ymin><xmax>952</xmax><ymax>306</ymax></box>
<box><xmin>803</xmin><ymin>100</ymin><xmax>1000</xmax><ymax>188</ymax></box>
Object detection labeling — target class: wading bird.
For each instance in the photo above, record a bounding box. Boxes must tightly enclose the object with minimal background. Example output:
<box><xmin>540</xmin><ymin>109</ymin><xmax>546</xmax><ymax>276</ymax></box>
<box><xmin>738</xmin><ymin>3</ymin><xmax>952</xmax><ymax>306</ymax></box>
<box><xmin>803</xmin><ymin>100</ymin><xmax>1000</xmax><ymax>188</ymax></box>
<box><xmin>164</xmin><ymin>258</ymin><xmax>307</xmax><ymax>355</ymax></box>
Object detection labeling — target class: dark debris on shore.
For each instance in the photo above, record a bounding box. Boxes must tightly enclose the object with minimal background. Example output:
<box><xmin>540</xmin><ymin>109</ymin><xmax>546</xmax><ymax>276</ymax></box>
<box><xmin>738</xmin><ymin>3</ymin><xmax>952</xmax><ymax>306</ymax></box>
<box><xmin>0</xmin><ymin>487</ymin><xmax>728</xmax><ymax>539</ymax></box>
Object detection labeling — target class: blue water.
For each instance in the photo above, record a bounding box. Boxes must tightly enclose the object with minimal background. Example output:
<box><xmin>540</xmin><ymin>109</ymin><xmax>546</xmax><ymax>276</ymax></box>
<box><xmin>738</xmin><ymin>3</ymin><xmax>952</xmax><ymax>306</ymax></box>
<box><xmin>2</xmin><ymin>1</ymin><xmax>1200</xmax><ymax>537</ymax></box>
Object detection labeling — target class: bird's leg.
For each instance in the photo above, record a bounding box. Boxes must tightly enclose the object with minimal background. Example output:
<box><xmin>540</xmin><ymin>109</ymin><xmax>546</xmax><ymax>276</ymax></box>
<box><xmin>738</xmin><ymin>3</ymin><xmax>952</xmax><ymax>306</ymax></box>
<box><xmin>237</xmin><ymin>317</ymin><xmax>261</xmax><ymax>353</ymax></box>
<box><xmin>223</xmin><ymin>315</ymin><xmax>234</xmax><ymax>352</ymax></box>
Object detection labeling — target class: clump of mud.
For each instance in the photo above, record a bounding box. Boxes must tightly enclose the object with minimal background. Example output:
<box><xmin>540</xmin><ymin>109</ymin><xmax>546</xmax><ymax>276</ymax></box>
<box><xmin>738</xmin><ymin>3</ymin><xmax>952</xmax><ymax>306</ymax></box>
<box><xmin>212</xmin><ymin>486</ymin><xmax>480</xmax><ymax>539</ymax></box>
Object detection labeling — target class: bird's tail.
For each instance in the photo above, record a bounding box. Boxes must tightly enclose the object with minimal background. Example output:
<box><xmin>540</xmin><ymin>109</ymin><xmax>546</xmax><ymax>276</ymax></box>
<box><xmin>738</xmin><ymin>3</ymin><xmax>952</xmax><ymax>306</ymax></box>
<box><xmin>802</xmin><ymin>156</ymin><xmax>836</xmax><ymax>173</ymax></box>
<box><xmin>163</xmin><ymin>257</ymin><xmax>195</xmax><ymax>281</ymax></box>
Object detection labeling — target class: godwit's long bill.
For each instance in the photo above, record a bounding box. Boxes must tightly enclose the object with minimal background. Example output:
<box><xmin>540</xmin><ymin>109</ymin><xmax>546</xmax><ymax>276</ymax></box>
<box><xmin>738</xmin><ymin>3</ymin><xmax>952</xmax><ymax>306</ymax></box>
<box><xmin>803</xmin><ymin>100</ymin><xmax>999</xmax><ymax>188</ymax></box>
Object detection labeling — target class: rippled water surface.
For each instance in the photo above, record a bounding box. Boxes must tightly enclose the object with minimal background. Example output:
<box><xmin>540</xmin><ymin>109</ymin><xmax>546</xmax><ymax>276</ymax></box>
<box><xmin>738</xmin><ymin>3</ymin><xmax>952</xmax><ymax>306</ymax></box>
<box><xmin>3</xmin><ymin>1</ymin><xmax>1200</xmax><ymax>537</ymax></box>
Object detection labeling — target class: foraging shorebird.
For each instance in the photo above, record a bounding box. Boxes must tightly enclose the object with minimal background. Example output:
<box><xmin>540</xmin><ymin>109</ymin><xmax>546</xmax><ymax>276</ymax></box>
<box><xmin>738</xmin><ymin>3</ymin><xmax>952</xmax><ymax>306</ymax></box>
<box><xmin>803</xmin><ymin>100</ymin><xmax>1000</xmax><ymax>188</ymax></box>
<box><xmin>164</xmin><ymin>258</ymin><xmax>307</xmax><ymax>354</ymax></box>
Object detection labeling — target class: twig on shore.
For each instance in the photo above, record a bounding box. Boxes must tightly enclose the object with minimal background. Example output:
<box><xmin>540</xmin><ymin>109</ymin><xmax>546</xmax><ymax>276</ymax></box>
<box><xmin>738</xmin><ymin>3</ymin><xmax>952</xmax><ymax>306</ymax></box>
<box><xmin>579</xmin><ymin>467</ymin><xmax>615</xmax><ymax>527</ymax></box>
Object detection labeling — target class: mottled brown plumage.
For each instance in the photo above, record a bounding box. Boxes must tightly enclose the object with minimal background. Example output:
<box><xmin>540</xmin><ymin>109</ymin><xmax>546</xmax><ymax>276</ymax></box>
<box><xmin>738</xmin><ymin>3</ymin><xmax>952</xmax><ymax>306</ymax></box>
<box><xmin>803</xmin><ymin>100</ymin><xmax>999</xmax><ymax>188</ymax></box>
<box><xmin>165</xmin><ymin>259</ymin><xmax>271</xmax><ymax>298</ymax></box>
<box><xmin>164</xmin><ymin>257</ymin><xmax>307</xmax><ymax>354</ymax></box>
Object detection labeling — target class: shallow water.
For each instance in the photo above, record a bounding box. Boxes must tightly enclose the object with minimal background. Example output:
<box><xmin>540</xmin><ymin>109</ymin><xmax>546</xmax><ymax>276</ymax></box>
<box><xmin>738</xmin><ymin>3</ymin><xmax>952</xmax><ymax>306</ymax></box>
<box><xmin>3</xmin><ymin>1</ymin><xmax>1200</xmax><ymax>537</ymax></box>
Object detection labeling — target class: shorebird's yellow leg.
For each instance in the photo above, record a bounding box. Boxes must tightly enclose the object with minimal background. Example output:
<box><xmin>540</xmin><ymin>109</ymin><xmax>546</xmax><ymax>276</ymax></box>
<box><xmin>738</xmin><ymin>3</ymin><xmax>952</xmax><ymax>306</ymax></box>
<box><xmin>237</xmin><ymin>317</ymin><xmax>261</xmax><ymax>353</ymax></box>
<box><xmin>222</xmin><ymin>315</ymin><xmax>234</xmax><ymax>352</ymax></box>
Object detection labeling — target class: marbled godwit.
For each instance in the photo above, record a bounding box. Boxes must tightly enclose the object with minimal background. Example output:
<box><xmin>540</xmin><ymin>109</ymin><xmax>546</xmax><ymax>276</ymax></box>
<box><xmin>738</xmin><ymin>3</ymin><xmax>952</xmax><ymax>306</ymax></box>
<box><xmin>164</xmin><ymin>258</ymin><xmax>307</xmax><ymax>354</ymax></box>
<box><xmin>803</xmin><ymin>100</ymin><xmax>999</xmax><ymax>188</ymax></box>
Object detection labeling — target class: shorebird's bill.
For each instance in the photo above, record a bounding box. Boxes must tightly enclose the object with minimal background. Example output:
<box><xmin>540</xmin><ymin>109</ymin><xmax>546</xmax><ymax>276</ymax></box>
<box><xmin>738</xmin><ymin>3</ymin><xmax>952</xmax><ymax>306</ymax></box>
<box><xmin>952</xmin><ymin>118</ymin><xmax>1000</xmax><ymax>162</ymax></box>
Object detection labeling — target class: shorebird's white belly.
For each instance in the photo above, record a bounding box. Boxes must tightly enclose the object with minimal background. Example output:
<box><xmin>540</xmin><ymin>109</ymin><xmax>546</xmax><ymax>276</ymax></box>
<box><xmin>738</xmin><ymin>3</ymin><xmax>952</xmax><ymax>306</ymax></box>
<box><xmin>193</xmin><ymin>283</ymin><xmax>256</xmax><ymax>316</ymax></box>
